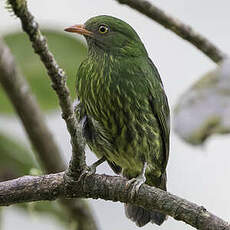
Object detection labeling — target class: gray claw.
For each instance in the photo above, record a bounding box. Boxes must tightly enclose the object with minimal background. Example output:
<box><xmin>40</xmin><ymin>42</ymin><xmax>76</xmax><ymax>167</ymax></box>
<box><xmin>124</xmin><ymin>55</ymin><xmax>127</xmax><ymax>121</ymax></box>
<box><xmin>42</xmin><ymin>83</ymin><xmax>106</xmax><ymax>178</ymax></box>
<box><xmin>126</xmin><ymin>162</ymin><xmax>147</xmax><ymax>199</ymax></box>
<box><xmin>127</xmin><ymin>174</ymin><xmax>146</xmax><ymax>199</ymax></box>
<box><xmin>77</xmin><ymin>165</ymin><xmax>96</xmax><ymax>182</ymax></box>
<box><xmin>77</xmin><ymin>157</ymin><xmax>106</xmax><ymax>182</ymax></box>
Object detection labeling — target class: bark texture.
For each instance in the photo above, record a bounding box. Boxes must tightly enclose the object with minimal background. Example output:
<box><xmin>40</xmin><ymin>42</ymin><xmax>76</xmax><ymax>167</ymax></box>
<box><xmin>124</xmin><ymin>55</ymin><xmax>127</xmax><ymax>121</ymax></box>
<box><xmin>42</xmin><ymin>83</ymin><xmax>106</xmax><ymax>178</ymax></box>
<box><xmin>0</xmin><ymin>173</ymin><xmax>229</xmax><ymax>230</ymax></box>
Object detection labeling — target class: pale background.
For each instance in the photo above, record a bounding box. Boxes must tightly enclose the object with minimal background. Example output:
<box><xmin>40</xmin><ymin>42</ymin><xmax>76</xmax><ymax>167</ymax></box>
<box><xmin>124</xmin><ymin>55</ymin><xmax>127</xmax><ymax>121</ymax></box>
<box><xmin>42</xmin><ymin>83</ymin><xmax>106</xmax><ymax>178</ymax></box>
<box><xmin>1</xmin><ymin>0</ymin><xmax>230</xmax><ymax>229</ymax></box>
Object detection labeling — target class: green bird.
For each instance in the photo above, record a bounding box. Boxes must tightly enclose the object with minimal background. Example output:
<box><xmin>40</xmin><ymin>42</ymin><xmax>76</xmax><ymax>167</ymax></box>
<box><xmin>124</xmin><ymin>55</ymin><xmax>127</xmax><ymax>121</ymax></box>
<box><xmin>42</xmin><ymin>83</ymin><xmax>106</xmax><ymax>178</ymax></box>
<box><xmin>65</xmin><ymin>15</ymin><xmax>170</xmax><ymax>227</ymax></box>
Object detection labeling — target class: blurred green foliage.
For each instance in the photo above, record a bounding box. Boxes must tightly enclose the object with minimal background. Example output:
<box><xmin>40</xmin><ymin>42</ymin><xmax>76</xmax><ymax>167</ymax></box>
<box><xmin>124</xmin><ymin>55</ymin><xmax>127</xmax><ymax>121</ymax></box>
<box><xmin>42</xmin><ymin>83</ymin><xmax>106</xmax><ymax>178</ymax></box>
<box><xmin>0</xmin><ymin>30</ymin><xmax>87</xmax><ymax>228</ymax></box>
<box><xmin>0</xmin><ymin>133</ymin><xmax>73</xmax><ymax>228</ymax></box>
<box><xmin>0</xmin><ymin>133</ymin><xmax>38</xmax><ymax>180</ymax></box>
<box><xmin>0</xmin><ymin>30</ymin><xmax>87</xmax><ymax>113</ymax></box>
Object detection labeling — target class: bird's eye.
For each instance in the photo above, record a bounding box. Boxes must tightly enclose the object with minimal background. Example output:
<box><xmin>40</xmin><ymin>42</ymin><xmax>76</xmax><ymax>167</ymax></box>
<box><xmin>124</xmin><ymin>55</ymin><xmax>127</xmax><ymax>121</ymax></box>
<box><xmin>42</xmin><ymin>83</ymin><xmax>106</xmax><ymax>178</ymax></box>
<box><xmin>98</xmin><ymin>25</ymin><xmax>109</xmax><ymax>34</ymax></box>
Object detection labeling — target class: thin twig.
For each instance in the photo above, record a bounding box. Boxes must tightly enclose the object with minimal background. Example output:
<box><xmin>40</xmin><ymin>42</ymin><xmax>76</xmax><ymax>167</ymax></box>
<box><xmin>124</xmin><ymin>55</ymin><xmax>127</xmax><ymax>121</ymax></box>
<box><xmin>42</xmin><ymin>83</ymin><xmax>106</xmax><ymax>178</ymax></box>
<box><xmin>0</xmin><ymin>172</ymin><xmax>229</xmax><ymax>230</ymax></box>
<box><xmin>0</xmin><ymin>38</ymin><xmax>99</xmax><ymax>230</ymax></box>
<box><xmin>7</xmin><ymin>0</ymin><xmax>86</xmax><ymax>178</ymax></box>
<box><xmin>116</xmin><ymin>0</ymin><xmax>227</xmax><ymax>63</ymax></box>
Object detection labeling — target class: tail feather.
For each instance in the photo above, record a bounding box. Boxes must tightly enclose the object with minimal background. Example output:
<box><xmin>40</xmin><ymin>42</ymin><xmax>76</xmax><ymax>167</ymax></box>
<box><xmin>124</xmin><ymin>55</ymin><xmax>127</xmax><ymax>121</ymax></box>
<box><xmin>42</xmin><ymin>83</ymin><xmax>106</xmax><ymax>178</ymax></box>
<box><xmin>124</xmin><ymin>172</ymin><xmax>167</xmax><ymax>227</ymax></box>
<box><xmin>125</xmin><ymin>204</ymin><xmax>166</xmax><ymax>227</ymax></box>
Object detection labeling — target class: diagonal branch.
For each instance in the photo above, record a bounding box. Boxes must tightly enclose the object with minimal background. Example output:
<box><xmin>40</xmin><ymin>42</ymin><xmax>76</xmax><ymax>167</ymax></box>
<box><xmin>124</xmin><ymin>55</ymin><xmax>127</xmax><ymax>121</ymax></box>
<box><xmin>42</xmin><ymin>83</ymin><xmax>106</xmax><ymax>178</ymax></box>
<box><xmin>4</xmin><ymin>1</ymin><xmax>97</xmax><ymax>227</ymax></box>
<box><xmin>116</xmin><ymin>0</ymin><xmax>227</xmax><ymax>63</ymax></box>
<box><xmin>0</xmin><ymin>38</ymin><xmax>64</xmax><ymax>172</ymax></box>
<box><xmin>4</xmin><ymin>1</ymin><xmax>229</xmax><ymax>230</ymax></box>
<box><xmin>6</xmin><ymin>0</ymin><xmax>86</xmax><ymax>177</ymax></box>
<box><xmin>0</xmin><ymin>38</ymin><xmax>98</xmax><ymax>230</ymax></box>
<box><xmin>0</xmin><ymin>173</ymin><xmax>229</xmax><ymax>230</ymax></box>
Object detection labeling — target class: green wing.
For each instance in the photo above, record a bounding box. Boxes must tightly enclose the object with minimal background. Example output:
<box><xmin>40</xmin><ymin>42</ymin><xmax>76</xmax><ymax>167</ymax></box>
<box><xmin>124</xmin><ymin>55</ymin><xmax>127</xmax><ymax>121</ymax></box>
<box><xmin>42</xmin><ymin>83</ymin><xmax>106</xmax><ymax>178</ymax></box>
<box><xmin>148</xmin><ymin>58</ymin><xmax>170</xmax><ymax>170</ymax></box>
<box><xmin>75</xmin><ymin>102</ymin><xmax>122</xmax><ymax>174</ymax></box>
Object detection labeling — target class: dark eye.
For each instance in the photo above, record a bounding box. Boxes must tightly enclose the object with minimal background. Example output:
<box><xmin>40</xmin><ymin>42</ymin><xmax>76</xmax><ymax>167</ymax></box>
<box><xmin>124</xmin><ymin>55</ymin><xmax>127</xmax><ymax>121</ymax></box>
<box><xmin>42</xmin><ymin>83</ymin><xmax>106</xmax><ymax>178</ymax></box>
<box><xmin>98</xmin><ymin>25</ymin><xmax>109</xmax><ymax>34</ymax></box>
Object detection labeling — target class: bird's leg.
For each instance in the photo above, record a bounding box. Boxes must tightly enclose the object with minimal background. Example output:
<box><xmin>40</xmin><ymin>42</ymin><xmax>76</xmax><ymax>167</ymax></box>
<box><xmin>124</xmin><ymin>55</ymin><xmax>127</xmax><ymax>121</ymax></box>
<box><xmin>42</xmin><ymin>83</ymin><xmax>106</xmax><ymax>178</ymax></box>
<box><xmin>87</xmin><ymin>156</ymin><xmax>106</xmax><ymax>174</ymax></box>
<box><xmin>126</xmin><ymin>162</ymin><xmax>147</xmax><ymax>199</ymax></box>
<box><xmin>78</xmin><ymin>156</ymin><xmax>106</xmax><ymax>181</ymax></box>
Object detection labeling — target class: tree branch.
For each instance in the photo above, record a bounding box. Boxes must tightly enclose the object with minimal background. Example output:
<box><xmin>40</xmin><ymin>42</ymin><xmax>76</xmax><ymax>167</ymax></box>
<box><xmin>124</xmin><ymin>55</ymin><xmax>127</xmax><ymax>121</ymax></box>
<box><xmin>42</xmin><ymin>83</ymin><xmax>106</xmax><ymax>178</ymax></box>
<box><xmin>4</xmin><ymin>0</ymin><xmax>100</xmax><ymax>228</ymax></box>
<box><xmin>4</xmin><ymin>1</ymin><xmax>229</xmax><ymax>230</ymax></box>
<box><xmin>0</xmin><ymin>38</ymin><xmax>98</xmax><ymax>230</ymax></box>
<box><xmin>4</xmin><ymin>1</ymin><xmax>97</xmax><ymax>227</ymax></box>
<box><xmin>7</xmin><ymin>0</ymin><xmax>86</xmax><ymax>177</ymax></box>
<box><xmin>0</xmin><ymin>173</ymin><xmax>229</xmax><ymax>230</ymax></box>
<box><xmin>116</xmin><ymin>0</ymin><xmax>227</xmax><ymax>63</ymax></box>
<box><xmin>0</xmin><ymin>38</ymin><xmax>64</xmax><ymax>173</ymax></box>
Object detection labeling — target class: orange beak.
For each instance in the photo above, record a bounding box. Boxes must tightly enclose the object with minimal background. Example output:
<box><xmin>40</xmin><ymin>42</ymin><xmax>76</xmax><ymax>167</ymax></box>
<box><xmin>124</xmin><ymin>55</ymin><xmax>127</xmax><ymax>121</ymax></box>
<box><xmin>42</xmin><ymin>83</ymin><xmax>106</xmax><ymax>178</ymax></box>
<box><xmin>64</xmin><ymin>24</ymin><xmax>93</xmax><ymax>36</ymax></box>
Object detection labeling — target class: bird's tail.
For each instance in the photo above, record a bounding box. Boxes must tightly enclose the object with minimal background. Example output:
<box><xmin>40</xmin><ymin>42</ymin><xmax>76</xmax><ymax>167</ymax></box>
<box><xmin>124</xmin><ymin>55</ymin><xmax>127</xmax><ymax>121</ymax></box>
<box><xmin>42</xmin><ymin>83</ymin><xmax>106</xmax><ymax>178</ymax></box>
<box><xmin>124</xmin><ymin>172</ymin><xmax>167</xmax><ymax>227</ymax></box>
<box><xmin>124</xmin><ymin>204</ymin><xmax>166</xmax><ymax>227</ymax></box>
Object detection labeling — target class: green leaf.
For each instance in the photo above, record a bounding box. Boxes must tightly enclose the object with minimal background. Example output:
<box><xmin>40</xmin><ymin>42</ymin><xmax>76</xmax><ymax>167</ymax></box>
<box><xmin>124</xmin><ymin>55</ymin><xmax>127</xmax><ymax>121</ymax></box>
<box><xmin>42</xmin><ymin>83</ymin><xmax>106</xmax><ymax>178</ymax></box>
<box><xmin>0</xmin><ymin>30</ymin><xmax>87</xmax><ymax>113</ymax></box>
<box><xmin>0</xmin><ymin>133</ymin><xmax>73</xmax><ymax>227</ymax></box>
<box><xmin>16</xmin><ymin>201</ymin><xmax>71</xmax><ymax>228</ymax></box>
<box><xmin>0</xmin><ymin>133</ymin><xmax>38</xmax><ymax>180</ymax></box>
<box><xmin>174</xmin><ymin>58</ymin><xmax>230</xmax><ymax>145</ymax></box>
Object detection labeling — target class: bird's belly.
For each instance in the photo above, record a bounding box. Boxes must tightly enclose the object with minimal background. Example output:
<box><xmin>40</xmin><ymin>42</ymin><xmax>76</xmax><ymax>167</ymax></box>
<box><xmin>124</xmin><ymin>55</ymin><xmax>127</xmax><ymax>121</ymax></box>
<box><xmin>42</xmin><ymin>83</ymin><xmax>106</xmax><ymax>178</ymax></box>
<box><xmin>86</xmin><ymin>113</ymin><xmax>163</xmax><ymax>177</ymax></box>
<box><xmin>79</xmin><ymin>76</ymin><xmax>164</xmax><ymax>177</ymax></box>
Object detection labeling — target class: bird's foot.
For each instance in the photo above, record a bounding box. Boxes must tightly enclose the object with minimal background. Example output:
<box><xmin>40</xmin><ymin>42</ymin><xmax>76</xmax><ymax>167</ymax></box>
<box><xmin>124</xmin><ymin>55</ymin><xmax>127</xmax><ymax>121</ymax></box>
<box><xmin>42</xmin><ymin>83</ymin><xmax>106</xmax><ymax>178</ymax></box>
<box><xmin>126</xmin><ymin>174</ymin><xmax>146</xmax><ymax>199</ymax></box>
<box><xmin>77</xmin><ymin>156</ymin><xmax>106</xmax><ymax>181</ymax></box>
<box><xmin>126</xmin><ymin>162</ymin><xmax>147</xmax><ymax>199</ymax></box>
<box><xmin>77</xmin><ymin>165</ymin><xmax>96</xmax><ymax>182</ymax></box>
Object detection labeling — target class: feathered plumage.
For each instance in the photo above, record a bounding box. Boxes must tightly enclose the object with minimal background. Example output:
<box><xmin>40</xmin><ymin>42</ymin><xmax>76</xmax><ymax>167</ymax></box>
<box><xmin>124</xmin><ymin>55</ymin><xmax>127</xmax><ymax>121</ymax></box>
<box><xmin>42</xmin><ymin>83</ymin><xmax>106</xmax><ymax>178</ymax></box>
<box><xmin>66</xmin><ymin>15</ymin><xmax>170</xmax><ymax>227</ymax></box>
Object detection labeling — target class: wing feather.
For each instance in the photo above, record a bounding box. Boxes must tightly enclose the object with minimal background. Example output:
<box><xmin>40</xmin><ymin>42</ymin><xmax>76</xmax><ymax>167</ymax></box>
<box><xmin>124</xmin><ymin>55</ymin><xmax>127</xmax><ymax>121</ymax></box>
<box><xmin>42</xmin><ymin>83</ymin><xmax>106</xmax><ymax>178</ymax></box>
<box><xmin>148</xmin><ymin>58</ymin><xmax>170</xmax><ymax>169</ymax></box>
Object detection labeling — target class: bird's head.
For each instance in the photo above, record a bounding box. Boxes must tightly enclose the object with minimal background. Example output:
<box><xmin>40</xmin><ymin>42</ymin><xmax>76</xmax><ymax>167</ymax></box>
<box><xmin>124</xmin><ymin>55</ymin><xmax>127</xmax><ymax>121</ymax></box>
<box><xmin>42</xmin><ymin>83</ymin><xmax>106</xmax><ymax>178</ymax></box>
<box><xmin>65</xmin><ymin>15</ymin><xmax>148</xmax><ymax>57</ymax></box>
